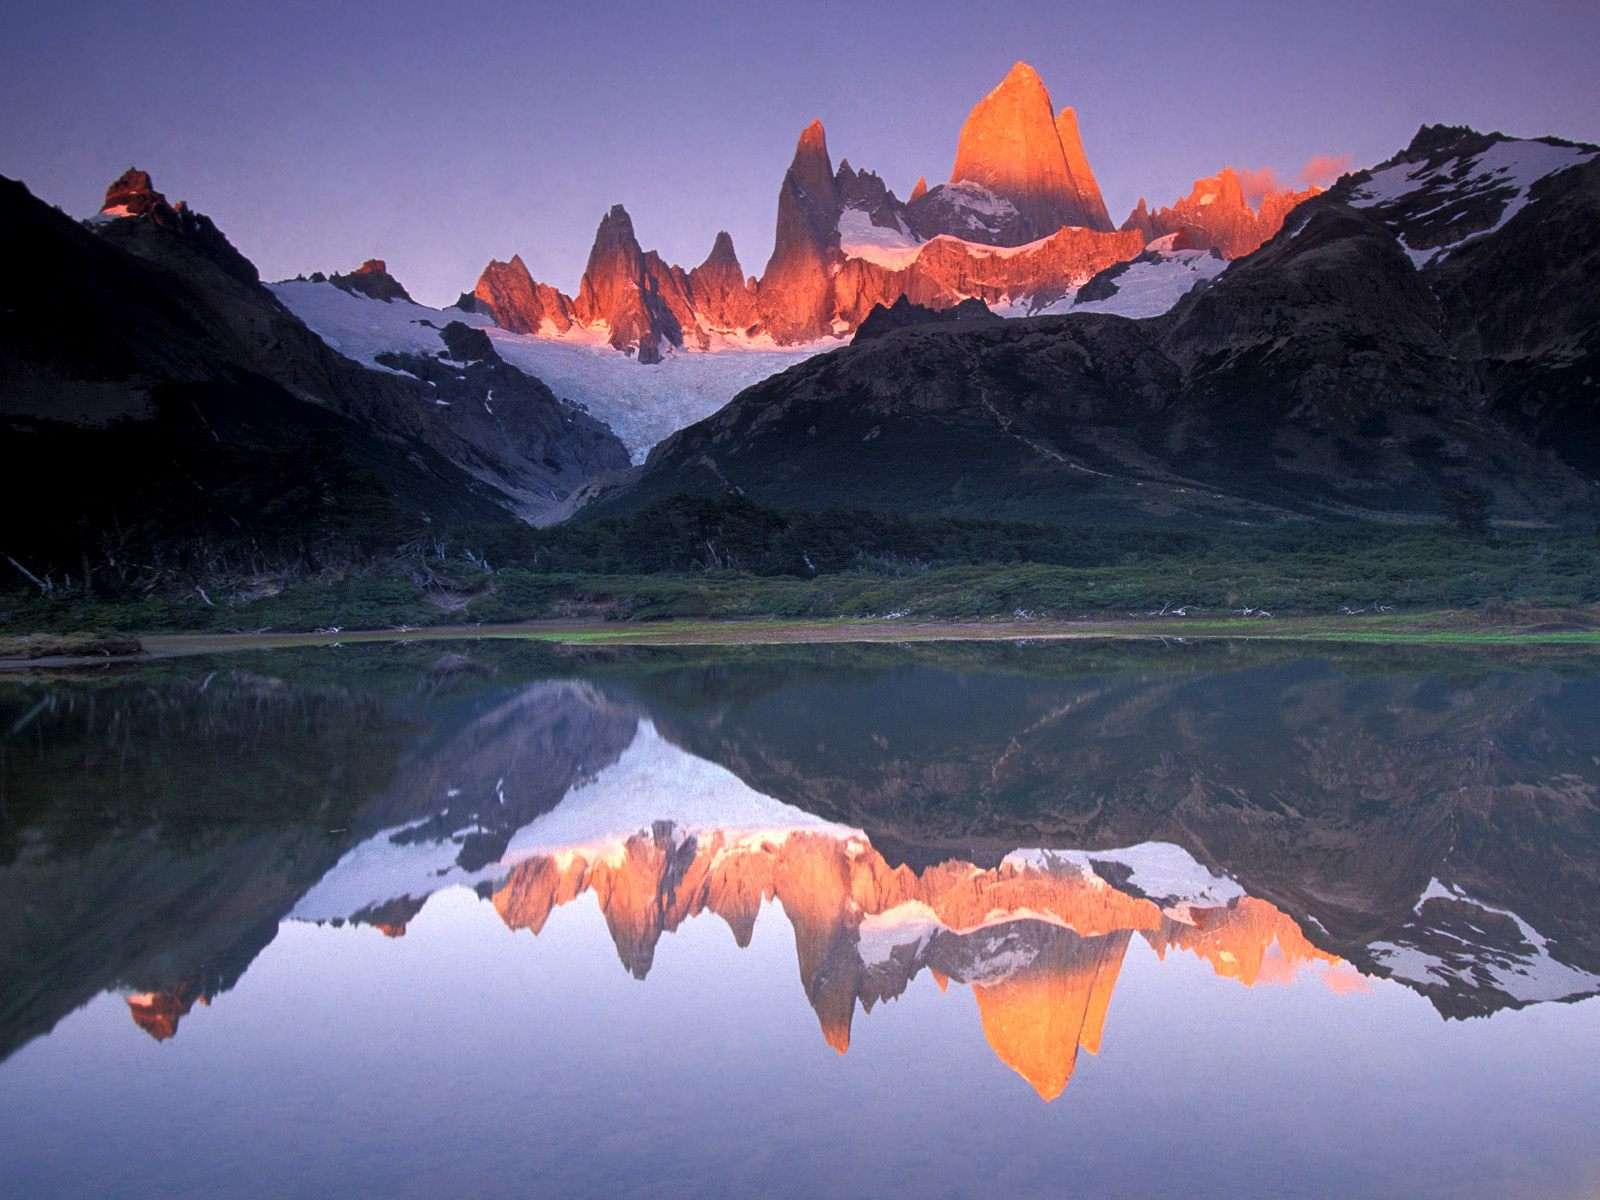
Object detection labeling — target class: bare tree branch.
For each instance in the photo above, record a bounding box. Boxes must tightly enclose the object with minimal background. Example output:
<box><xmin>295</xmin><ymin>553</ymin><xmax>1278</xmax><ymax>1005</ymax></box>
<box><xmin>4</xmin><ymin>552</ymin><xmax>52</xmax><ymax>594</ymax></box>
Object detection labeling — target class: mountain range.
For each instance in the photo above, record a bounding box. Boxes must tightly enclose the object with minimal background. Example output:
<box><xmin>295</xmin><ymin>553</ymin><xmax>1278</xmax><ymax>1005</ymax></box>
<box><xmin>463</xmin><ymin>62</ymin><xmax>1317</xmax><ymax>358</ymax></box>
<box><xmin>3</xmin><ymin>61</ymin><xmax>1598</xmax><ymax>590</ymax></box>
<box><xmin>599</xmin><ymin>124</ymin><xmax>1600</xmax><ymax>526</ymax></box>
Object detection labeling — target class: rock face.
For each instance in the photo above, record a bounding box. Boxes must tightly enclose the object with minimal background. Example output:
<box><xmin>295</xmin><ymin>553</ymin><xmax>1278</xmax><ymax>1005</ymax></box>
<box><xmin>329</xmin><ymin>258</ymin><xmax>412</xmax><ymax>303</ymax></box>
<box><xmin>759</xmin><ymin>120</ymin><xmax>844</xmax><ymax>342</ymax></box>
<box><xmin>831</xmin><ymin>221</ymin><xmax>1144</xmax><ymax>326</ymax></box>
<box><xmin>944</xmin><ymin>62</ymin><xmax>1114</xmax><ymax>239</ymax></box>
<box><xmin>459</xmin><ymin>63</ymin><xmax>1358</xmax><ymax>356</ymax></box>
<box><xmin>1120</xmin><ymin>197</ymin><xmax>1156</xmax><ymax>240</ymax></box>
<box><xmin>1331</xmin><ymin>125</ymin><xmax>1600</xmax><ymax>478</ymax></box>
<box><xmin>97</xmin><ymin>165</ymin><xmax>260</xmax><ymax>286</ymax></box>
<box><xmin>753</xmin><ymin>111</ymin><xmax>1139</xmax><ymax>341</ymax></box>
<box><xmin>1129</xmin><ymin>167</ymin><xmax>1320</xmax><ymax>259</ymax></box>
<box><xmin>687</xmin><ymin>231</ymin><xmax>759</xmax><ymax>333</ymax></box>
<box><xmin>100</xmin><ymin>167</ymin><xmax>170</xmax><ymax>221</ymax></box>
<box><xmin>571</xmin><ymin>204</ymin><xmax>691</xmax><ymax>362</ymax></box>
<box><xmin>1054</xmin><ymin>107</ymin><xmax>1114</xmax><ymax>231</ymax></box>
<box><xmin>601</xmin><ymin>128</ymin><xmax>1600</xmax><ymax>528</ymax></box>
<box><xmin>834</xmin><ymin>160</ymin><xmax>903</xmax><ymax>227</ymax></box>
<box><xmin>474</xmin><ymin>254</ymin><xmax>576</xmax><ymax>335</ymax></box>
<box><xmin>438</xmin><ymin>319</ymin><xmax>495</xmax><ymax>362</ymax></box>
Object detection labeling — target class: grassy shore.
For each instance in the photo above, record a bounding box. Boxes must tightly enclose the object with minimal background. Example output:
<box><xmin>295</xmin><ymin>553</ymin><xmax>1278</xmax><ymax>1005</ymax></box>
<box><xmin>5</xmin><ymin>607</ymin><xmax>1598</xmax><ymax>668</ymax></box>
<box><xmin>5</xmin><ymin>517</ymin><xmax>1596</xmax><ymax>652</ymax></box>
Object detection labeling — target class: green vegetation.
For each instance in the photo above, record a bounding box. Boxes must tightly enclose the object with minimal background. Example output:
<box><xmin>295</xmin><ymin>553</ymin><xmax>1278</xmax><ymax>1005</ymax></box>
<box><xmin>5</xmin><ymin>496</ymin><xmax>1597</xmax><ymax>636</ymax></box>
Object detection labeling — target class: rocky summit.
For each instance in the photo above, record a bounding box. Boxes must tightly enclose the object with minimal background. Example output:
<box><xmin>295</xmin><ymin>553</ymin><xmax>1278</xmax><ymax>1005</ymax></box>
<box><xmin>467</xmin><ymin>61</ymin><xmax>1285</xmax><ymax>356</ymax></box>
<box><xmin>943</xmin><ymin>61</ymin><xmax>1115</xmax><ymax>238</ymax></box>
<box><xmin>100</xmin><ymin>167</ymin><xmax>171</xmax><ymax>221</ymax></box>
<box><xmin>328</xmin><ymin>258</ymin><xmax>413</xmax><ymax>303</ymax></box>
<box><xmin>1123</xmin><ymin>167</ymin><xmax>1321</xmax><ymax>259</ymax></box>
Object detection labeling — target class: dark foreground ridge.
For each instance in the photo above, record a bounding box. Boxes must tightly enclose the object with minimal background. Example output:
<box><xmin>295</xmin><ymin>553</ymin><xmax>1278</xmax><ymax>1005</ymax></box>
<box><xmin>0</xmin><ymin>168</ymin><xmax>629</xmax><ymax>595</ymax></box>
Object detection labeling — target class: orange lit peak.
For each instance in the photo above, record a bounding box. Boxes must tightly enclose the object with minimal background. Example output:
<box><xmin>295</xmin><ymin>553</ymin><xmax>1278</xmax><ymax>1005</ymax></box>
<box><xmin>126</xmin><ymin>984</ymin><xmax>203</xmax><ymax>1042</ymax></box>
<box><xmin>971</xmin><ymin>929</ymin><xmax>1132</xmax><ymax>1101</ymax></box>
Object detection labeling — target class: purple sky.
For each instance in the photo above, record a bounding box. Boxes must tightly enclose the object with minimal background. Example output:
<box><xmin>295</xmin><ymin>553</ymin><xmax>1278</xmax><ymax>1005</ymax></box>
<box><xmin>4</xmin><ymin>0</ymin><xmax>1597</xmax><ymax>306</ymax></box>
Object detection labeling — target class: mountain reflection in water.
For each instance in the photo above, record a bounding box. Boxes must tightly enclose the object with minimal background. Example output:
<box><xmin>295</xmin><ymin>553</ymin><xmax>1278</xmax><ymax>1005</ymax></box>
<box><xmin>2</xmin><ymin>641</ymin><xmax>1598</xmax><ymax>1200</ymax></box>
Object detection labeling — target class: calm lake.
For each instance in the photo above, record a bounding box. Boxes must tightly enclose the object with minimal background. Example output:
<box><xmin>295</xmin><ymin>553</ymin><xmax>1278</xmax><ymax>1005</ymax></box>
<box><xmin>2</xmin><ymin>640</ymin><xmax>1598</xmax><ymax>1199</ymax></box>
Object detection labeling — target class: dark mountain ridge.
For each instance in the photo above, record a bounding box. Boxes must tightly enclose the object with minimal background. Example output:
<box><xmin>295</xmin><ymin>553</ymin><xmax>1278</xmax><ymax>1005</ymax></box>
<box><xmin>0</xmin><ymin>171</ymin><xmax>628</xmax><ymax>590</ymax></box>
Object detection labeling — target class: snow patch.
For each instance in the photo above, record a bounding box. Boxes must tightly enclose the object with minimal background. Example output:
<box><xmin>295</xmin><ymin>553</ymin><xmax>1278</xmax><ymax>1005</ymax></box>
<box><xmin>857</xmin><ymin>900</ymin><xmax>945</xmax><ymax>967</ymax></box>
<box><xmin>1350</xmin><ymin>137</ymin><xmax>1597</xmax><ymax>261</ymax></box>
<box><xmin>837</xmin><ymin>208</ymin><xmax>924</xmax><ymax>270</ymax></box>
<box><xmin>1072</xmin><ymin>249</ymin><xmax>1226</xmax><ymax>319</ymax></box>
<box><xmin>270</xmin><ymin>280</ymin><xmax>828</xmax><ymax>459</ymax></box>
<box><xmin>500</xmin><ymin>720</ymin><xmax>856</xmax><ymax>863</ymax></box>
<box><xmin>936</xmin><ymin>180</ymin><xmax>1020</xmax><ymax>220</ymax></box>
<box><xmin>1380</xmin><ymin>878</ymin><xmax>1600</xmax><ymax>1004</ymax></box>
<box><xmin>987</xmin><ymin>293</ymin><xmax>1074</xmax><ymax>318</ymax></box>
<box><xmin>291</xmin><ymin>722</ymin><xmax>857</xmax><ymax>924</ymax></box>
<box><xmin>1002</xmin><ymin>842</ymin><xmax>1244</xmax><ymax>914</ymax></box>
<box><xmin>290</xmin><ymin>815</ymin><xmax>502</xmax><ymax>923</ymax></box>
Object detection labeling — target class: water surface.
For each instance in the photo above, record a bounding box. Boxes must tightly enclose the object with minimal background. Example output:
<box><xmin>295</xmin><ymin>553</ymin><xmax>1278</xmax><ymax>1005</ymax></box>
<box><xmin>2</xmin><ymin>641</ymin><xmax>1597</xmax><ymax>1199</ymax></box>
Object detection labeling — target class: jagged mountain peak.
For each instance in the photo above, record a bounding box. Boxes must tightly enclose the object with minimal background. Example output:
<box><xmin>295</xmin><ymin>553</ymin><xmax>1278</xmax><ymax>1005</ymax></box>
<box><xmin>1404</xmin><ymin>122</ymin><xmax>1489</xmax><ymax>159</ymax></box>
<box><xmin>594</xmin><ymin>202</ymin><xmax>637</xmax><ymax>239</ymax></box>
<box><xmin>787</xmin><ymin>118</ymin><xmax>837</xmax><ymax>207</ymax></box>
<box><xmin>1054</xmin><ymin>105</ymin><xmax>1114</xmax><ymax>231</ymax></box>
<box><xmin>329</xmin><ymin>258</ymin><xmax>412</xmax><ymax>303</ymax></box>
<box><xmin>1133</xmin><ymin>167</ymin><xmax>1318</xmax><ymax>259</ymax></box>
<box><xmin>950</xmin><ymin>60</ymin><xmax>1070</xmax><ymax>225</ymax></box>
<box><xmin>995</xmin><ymin>59</ymin><xmax>1047</xmax><ymax>92</ymax></box>
<box><xmin>579</xmin><ymin>204</ymin><xmax>645</xmax><ymax>286</ymax></box>
<box><xmin>473</xmin><ymin>254</ymin><xmax>576</xmax><ymax>336</ymax></box>
<box><xmin>1192</xmin><ymin>166</ymin><xmax>1249</xmax><ymax>208</ymax></box>
<box><xmin>687</xmin><ymin>228</ymin><xmax>758</xmax><ymax>334</ymax></box>
<box><xmin>701</xmin><ymin>229</ymin><xmax>740</xmax><ymax>269</ymax></box>
<box><xmin>92</xmin><ymin>165</ymin><xmax>260</xmax><ymax>286</ymax></box>
<box><xmin>101</xmin><ymin>167</ymin><xmax>169</xmax><ymax>219</ymax></box>
<box><xmin>948</xmin><ymin>61</ymin><xmax>1113</xmax><ymax>238</ymax></box>
<box><xmin>574</xmin><ymin>202</ymin><xmax>688</xmax><ymax>360</ymax></box>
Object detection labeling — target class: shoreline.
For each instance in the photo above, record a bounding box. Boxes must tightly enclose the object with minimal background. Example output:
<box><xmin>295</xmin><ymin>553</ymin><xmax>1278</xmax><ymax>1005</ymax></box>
<box><xmin>5</xmin><ymin>610</ymin><xmax>1600</xmax><ymax>669</ymax></box>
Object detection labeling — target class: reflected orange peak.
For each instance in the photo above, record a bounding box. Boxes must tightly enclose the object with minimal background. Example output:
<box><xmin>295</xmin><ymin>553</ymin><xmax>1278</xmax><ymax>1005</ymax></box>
<box><xmin>491</xmin><ymin>826</ymin><xmax>1356</xmax><ymax>1099</ymax></box>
